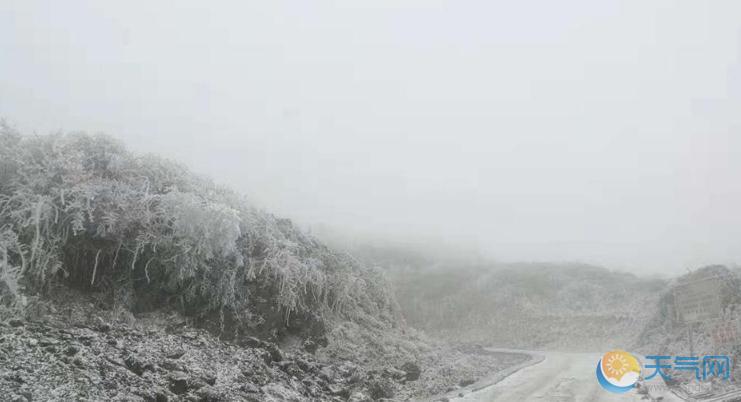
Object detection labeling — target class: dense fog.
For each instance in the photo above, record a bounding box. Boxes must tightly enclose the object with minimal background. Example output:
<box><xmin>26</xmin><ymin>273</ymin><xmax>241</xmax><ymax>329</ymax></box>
<box><xmin>5</xmin><ymin>2</ymin><xmax>741</xmax><ymax>402</ymax></box>
<box><xmin>2</xmin><ymin>1</ymin><xmax>741</xmax><ymax>275</ymax></box>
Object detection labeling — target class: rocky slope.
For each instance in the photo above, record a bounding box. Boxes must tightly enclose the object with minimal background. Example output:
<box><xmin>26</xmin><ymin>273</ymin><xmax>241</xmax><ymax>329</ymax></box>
<box><xmin>0</xmin><ymin>289</ymin><xmax>526</xmax><ymax>402</ymax></box>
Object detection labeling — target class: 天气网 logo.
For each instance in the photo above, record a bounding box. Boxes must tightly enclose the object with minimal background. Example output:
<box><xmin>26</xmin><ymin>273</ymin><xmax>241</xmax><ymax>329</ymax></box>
<box><xmin>596</xmin><ymin>350</ymin><xmax>641</xmax><ymax>393</ymax></box>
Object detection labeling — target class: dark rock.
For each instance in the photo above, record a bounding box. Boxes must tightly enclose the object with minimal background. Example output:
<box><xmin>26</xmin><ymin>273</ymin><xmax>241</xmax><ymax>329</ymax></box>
<box><xmin>165</xmin><ymin>320</ymin><xmax>187</xmax><ymax>333</ymax></box>
<box><xmin>38</xmin><ymin>338</ymin><xmax>57</xmax><ymax>347</ymax></box>
<box><xmin>316</xmin><ymin>336</ymin><xmax>329</xmax><ymax>347</ymax></box>
<box><xmin>76</xmin><ymin>332</ymin><xmax>96</xmax><ymax>346</ymax></box>
<box><xmin>203</xmin><ymin>373</ymin><xmax>217</xmax><ymax>386</ymax></box>
<box><xmin>5</xmin><ymin>373</ymin><xmax>24</xmax><ymax>383</ymax></box>
<box><xmin>318</xmin><ymin>366</ymin><xmax>336</xmax><ymax>382</ymax></box>
<box><xmin>338</xmin><ymin>361</ymin><xmax>357</xmax><ymax>378</ymax></box>
<box><xmin>348</xmin><ymin>371</ymin><xmax>363</xmax><ymax>384</ymax></box>
<box><xmin>367</xmin><ymin>378</ymin><xmax>394</xmax><ymax>399</ymax></box>
<box><xmin>143</xmin><ymin>388</ymin><xmax>170</xmax><ymax>402</ymax></box>
<box><xmin>189</xmin><ymin>377</ymin><xmax>208</xmax><ymax>390</ymax></box>
<box><xmin>401</xmin><ymin>362</ymin><xmax>421</xmax><ymax>381</ymax></box>
<box><xmin>239</xmin><ymin>337</ymin><xmax>263</xmax><ymax>348</ymax></box>
<box><xmin>326</xmin><ymin>383</ymin><xmax>350</xmax><ymax>398</ymax></box>
<box><xmin>160</xmin><ymin>359</ymin><xmax>184</xmax><ymax>372</ymax></box>
<box><xmin>240</xmin><ymin>383</ymin><xmax>260</xmax><ymax>393</ymax></box>
<box><xmin>305</xmin><ymin>382</ymin><xmax>322</xmax><ymax>397</ymax></box>
<box><xmin>154</xmin><ymin>388</ymin><xmax>169</xmax><ymax>402</ymax></box>
<box><xmin>182</xmin><ymin>331</ymin><xmax>198</xmax><ymax>340</ymax></box>
<box><xmin>258</xmin><ymin>350</ymin><xmax>272</xmax><ymax>365</ymax></box>
<box><xmin>262</xmin><ymin>383</ymin><xmax>304</xmax><ymax>400</ymax></box>
<box><xmin>294</xmin><ymin>357</ymin><xmax>313</xmax><ymax>373</ymax></box>
<box><xmin>459</xmin><ymin>378</ymin><xmax>475</xmax><ymax>387</ymax></box>
<box><xmin>302</xmin><ymin>339</ymin><xmax>317</xmax><ymax>354</ymax></box>
<box><xmin>264</xmin><ymin>343</ymin><xmax>283</xmax><ymax>362</ymax></box>
<box><xmin>168</xmin><ymin>372</ymin><xmax>190</xmax><ymax>395</ymax></box>
<box><xmin>166</xmin><ymin>349</ymin><xmax>186</xmax><ymax>359</ymax></box>
<box><xmin>197</xmin><ymin>386</ymin><xmax>226</xmax><ymax>402</ymax></box>
<box><xmin>348</xmin><ymin>391</ymin><xmax>373</xmax><ymax>402</ymax></box>
<box><xmin>64</xmin><ymin>345</ymin><xmax>79</xmax><ymax>356</ymax></box>
<box><xmin>383</xmin><ymin>367</ymin><xmax>406</xmax><ymax>381</ymax></box>
<box><xmin>277</xmin><ymin>360</ymin><xmax>302</xmax><ymax>377</ymax></box>
<box><xmin>125</xmin><ymin>355</ymin><xmax>146</xmax><ymax>376</ymax></box>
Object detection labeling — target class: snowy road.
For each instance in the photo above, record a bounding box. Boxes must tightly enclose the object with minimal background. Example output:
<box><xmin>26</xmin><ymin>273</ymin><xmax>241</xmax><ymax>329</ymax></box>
<box><xmin>450</xmin><ymin>350</ymin><xmax>684</xmax><ymax>402</ymax></box>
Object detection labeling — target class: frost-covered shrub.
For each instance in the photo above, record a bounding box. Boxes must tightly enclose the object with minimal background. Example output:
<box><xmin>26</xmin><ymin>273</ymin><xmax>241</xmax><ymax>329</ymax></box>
<box><xmin>0</xmin><ymin>228</ymin><xmax>25</xmax><ymax>309</ymax></box>
<box><xmin>0</xmin><ymin>123</ymin><xmax>397</xmax><ymax>334</ymax></box>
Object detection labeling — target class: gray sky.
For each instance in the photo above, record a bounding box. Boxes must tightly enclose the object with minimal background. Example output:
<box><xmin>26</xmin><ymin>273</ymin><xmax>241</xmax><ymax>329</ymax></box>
<box><xmin>2</xmin><ymin>1</ymin><xmax>741</xmax><ymax>274</ymax></box>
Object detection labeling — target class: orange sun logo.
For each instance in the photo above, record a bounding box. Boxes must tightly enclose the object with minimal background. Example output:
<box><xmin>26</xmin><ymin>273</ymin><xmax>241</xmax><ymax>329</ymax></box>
<box><xmin>597</xmin><ymin>349</ymin><xmax>641</xmax><ymax>393</ymax></box>
<box><xmin>601</xmin><ymin>350</ymin><xmax>641</xmax><ymax>381</ymax></box>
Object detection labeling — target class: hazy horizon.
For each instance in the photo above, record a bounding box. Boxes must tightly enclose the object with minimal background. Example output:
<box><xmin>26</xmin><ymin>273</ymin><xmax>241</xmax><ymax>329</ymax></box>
<box><xmin>3</xmin><ymin>1</ymin><xmax>741</xmax><ymax>275</ymax></box>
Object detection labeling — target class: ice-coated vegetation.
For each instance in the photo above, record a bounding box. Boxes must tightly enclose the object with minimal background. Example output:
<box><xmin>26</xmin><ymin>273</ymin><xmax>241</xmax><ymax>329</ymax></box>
<box><xmin>336</xmin><ymin>240</ymin><xmax>668</xmax><ymax>351</ymax></box>
<box><xmin>0</xmin><ymin>124</ymin><xmax>522</xmax><ymax>402</ymax></box>
<box><xmin>0</xmin><ymin>122</ymin><xmax>397</xmax><ymax>335</ymax></box>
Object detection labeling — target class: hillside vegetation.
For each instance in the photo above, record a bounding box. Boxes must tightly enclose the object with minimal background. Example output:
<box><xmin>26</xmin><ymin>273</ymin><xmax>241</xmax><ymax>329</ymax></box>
<box><xmin>634</xmin><ymin>265</ymin><xmax>741</xmax><ymax>395</ymax></box>
<box><xmin>342</xmin><ymin>242</ymin><xmax>667</xmax><ymax>351</ymax></box>
<box><xmin>397</xmin><ymin>262</ymin><xmax>665</xmax><ymax>350</ymax></box>
<box><xmin>0</xmin><ymin>123</ymin><xmax>397</xmax><ymax>340</ymax></box>
<box><xmin>0</xmin><ymin>125</ymin><xmax>534</xmax><ymax>401</ymax></box>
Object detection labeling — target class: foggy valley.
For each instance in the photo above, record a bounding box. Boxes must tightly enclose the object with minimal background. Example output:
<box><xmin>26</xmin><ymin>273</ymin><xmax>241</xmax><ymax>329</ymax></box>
<box><xmin>2</xmin><ymin>1</ymin><xmax>741</xmax><ymax>401</ymax></box>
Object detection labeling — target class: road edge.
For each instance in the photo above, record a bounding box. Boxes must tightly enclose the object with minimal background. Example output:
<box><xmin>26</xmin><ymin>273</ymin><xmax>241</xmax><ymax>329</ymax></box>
<box><xmin>425</xmin><ymin>348</ymin><xmax>547</xmax><ymax>401</ymax></box>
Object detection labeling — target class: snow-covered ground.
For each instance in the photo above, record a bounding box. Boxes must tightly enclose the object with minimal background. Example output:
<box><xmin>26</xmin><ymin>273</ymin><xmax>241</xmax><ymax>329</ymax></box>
<box><xmin>452</xmin><ymin>350</ymin><xmax>684</xmax><ymax>402</ymax></box>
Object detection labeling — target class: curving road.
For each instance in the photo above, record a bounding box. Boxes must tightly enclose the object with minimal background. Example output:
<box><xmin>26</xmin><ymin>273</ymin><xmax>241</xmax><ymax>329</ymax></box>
<box><xmin>451</xmin><ymin>351</ymin><xmax>683</xmax><ymax>402</ymax></box>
